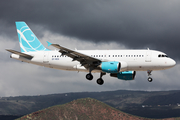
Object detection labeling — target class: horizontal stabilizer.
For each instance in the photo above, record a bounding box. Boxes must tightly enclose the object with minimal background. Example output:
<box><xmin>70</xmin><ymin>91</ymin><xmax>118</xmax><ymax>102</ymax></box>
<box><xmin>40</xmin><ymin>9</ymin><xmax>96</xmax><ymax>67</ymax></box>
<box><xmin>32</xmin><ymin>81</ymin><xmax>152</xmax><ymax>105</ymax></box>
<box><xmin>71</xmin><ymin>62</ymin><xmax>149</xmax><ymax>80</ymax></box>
<box><xmin>6</xmin><ymin>49</ymin><xmax>33</xmax><ymax>59</ymax></box>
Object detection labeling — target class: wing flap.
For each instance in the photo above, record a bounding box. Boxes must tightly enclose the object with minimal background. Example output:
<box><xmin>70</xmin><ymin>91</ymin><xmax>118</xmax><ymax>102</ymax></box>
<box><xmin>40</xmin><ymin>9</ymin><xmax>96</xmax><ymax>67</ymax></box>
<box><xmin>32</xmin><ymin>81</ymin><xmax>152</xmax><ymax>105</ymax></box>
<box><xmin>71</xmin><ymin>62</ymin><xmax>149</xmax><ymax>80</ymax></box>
<box><xmin>6</xmin><ymin>49</ymin><xmax>33</xmax><ymax>59</ymax></box>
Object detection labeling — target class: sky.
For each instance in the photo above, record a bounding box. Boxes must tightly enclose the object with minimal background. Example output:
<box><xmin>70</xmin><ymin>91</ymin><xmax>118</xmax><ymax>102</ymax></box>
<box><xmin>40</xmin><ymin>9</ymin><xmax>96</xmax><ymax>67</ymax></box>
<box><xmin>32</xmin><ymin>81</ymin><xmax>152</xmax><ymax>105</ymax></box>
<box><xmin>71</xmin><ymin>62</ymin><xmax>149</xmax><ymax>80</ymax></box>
<box><xmin>0</xmin><ymin>0</ymin><xmax>180</xmax><ymax>97</ymax></box>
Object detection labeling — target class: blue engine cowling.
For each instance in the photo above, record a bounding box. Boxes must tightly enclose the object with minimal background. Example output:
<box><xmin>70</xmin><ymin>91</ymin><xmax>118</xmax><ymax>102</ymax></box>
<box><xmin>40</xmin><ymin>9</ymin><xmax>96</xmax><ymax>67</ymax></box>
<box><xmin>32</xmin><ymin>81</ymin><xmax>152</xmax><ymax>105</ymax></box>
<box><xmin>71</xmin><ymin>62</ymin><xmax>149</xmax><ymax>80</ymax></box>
<box><xmin>110</xmin><ymin>71</ymin><xmax>136</xmax><ymax>80</ymax></box>
<box><xmin>100</xmin><ymin>61</ymin><xmax>120</xmax><ymax>73</ymax></box>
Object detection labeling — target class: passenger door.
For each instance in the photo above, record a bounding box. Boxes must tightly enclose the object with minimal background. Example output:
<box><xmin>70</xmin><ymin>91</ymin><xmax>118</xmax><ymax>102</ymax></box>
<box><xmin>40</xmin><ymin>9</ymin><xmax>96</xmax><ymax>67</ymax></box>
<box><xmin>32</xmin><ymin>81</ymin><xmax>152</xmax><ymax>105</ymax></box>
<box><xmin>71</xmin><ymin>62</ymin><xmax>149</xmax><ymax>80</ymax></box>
<box><xmin>145</xmin><ymin>50</ymin><xmax>151</xmax><ymax>62</ymax></box>
<box><xmin>43</xmin><ymin>52</ymin><xmax>49</xmax><ymax>63</ymax></box>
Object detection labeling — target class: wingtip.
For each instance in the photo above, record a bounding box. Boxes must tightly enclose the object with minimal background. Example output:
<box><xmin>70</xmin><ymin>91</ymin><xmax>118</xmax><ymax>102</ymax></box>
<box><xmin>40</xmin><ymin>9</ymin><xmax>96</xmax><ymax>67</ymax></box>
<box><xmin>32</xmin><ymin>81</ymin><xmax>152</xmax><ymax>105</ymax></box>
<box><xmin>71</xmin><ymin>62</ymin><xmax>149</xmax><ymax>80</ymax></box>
<box><xmin>47</xmin><ymin>41</ymin><xmax>52</xmax><ymax>47</ymax></box>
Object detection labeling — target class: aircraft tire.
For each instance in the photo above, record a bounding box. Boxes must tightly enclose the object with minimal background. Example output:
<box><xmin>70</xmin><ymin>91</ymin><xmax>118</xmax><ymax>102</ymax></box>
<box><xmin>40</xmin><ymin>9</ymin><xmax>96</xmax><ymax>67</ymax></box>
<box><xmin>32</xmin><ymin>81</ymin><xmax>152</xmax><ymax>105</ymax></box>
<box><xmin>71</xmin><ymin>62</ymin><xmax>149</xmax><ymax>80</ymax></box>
<box><xmin>148</xmin><ymin>77</ymin><xmax>153</xmax><ymax>82</ymax></box>
<box><xmin>86</xmin><ymin>73</ymin><xmax>93</xmax><ymax>80</ymax></box>
<box><xmin>97</xmin><ymin>78</ymin><xmax>104</xmax><ymax>85</ymax></box>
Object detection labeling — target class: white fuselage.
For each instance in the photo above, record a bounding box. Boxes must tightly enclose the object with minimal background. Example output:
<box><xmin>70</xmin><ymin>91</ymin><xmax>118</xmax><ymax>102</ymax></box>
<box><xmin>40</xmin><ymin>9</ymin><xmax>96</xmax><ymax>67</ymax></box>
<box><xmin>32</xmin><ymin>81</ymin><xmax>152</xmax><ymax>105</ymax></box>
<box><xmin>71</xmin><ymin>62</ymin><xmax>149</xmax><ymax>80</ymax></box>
<box><xmin>11</xmin><ymin>49</ymin><xmax>176</xmax><ymax>73</ymax></box>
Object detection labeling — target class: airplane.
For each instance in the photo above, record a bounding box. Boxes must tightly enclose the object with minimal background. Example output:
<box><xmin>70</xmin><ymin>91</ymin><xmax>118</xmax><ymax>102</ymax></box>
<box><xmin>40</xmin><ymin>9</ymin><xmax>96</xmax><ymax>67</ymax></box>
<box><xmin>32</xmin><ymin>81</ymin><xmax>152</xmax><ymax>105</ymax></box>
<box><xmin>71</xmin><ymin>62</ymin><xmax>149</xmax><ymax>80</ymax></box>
<box><xmin>6</xmin><ymin>22</ymin><xmax>176</xmax><ymax>85</ymax></box>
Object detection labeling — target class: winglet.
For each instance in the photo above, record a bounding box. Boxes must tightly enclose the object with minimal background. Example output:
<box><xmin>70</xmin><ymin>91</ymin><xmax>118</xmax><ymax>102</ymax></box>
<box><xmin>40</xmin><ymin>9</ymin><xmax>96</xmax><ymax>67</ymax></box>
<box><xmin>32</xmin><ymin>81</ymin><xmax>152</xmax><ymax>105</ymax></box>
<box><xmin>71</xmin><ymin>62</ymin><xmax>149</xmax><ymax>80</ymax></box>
<box><xmin>47</xmin><ymin>41</ymin><xmax>52</xmax><ymax>47</ymax></box>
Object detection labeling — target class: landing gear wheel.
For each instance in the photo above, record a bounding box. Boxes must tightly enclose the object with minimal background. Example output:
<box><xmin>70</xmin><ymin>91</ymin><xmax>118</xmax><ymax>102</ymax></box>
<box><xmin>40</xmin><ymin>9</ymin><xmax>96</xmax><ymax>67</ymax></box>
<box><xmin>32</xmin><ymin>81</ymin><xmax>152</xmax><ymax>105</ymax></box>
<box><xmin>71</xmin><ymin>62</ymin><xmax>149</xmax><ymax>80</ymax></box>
<box><xmin>148</xmin><ymin>77</ymin><xmax>153</xmax><ymax>82</ymax></box>
<box><xmin>86</xmin><ymin>73</ymin><xmax>93</xmax><ymax>80</ymax></box>
<box><xmin>97</xmin><ymin>78</ymin><xmax>104</xmax><ymax>85</ymax></box>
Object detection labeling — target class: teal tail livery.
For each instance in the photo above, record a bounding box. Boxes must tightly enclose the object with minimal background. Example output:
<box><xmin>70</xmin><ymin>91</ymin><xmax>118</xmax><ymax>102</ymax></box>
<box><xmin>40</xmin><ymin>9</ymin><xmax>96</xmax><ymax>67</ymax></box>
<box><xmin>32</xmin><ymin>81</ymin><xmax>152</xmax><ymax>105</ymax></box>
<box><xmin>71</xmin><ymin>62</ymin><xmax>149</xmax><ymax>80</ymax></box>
<box><xmin>6</xmin><ymin>21</ymin><xmax>176</xmax><ymax>85</ymax></box>
<box><xmin>16</xmin><ymin>22</ymin><xmax>49</xmax><ymax>52</ymax></box>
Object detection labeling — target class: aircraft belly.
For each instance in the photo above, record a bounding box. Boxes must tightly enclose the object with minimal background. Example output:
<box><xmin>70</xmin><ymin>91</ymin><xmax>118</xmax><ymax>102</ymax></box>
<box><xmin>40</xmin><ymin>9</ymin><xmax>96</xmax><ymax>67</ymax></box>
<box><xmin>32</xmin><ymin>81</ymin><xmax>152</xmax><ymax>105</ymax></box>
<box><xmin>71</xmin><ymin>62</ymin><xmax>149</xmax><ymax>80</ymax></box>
<box><xmin>49</xmin><ymin>59</ymin><xmax>78</xmax><ymax>70</ymax></box>
<box><xmin>127</xmin><ymin>61</ymin><xmax>162</xmax><ymax>71</ymax></box>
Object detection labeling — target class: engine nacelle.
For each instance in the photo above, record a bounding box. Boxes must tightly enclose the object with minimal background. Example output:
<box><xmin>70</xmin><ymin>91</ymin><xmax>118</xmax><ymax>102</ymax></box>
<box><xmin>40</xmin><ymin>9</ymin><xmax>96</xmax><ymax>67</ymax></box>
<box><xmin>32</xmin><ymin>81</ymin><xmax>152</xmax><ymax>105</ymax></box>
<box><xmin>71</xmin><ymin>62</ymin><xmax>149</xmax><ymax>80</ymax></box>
<box><xmin>110</xmin><ymin>71</ymin><xmax>136</xmax><ymax>80</ymax></box>
<box><xmin>100</xmin><ymin>61</ymin><xmax>120</xmax><ymax>73</ymax></box>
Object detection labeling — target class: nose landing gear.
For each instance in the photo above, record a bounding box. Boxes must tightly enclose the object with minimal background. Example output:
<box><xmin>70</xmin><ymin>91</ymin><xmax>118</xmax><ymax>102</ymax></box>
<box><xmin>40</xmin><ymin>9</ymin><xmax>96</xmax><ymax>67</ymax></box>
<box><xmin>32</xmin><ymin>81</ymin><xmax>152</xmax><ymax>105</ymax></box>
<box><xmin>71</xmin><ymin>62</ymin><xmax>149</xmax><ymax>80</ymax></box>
<box><xmin>147</xmin><ymin>70</ymin><xmax>153</xmax><ymax>82</ymax></box>
<box><xmin>148</xmin><ymin>77</ymin><xmax>153</xmax><ymax>82</ymax></box>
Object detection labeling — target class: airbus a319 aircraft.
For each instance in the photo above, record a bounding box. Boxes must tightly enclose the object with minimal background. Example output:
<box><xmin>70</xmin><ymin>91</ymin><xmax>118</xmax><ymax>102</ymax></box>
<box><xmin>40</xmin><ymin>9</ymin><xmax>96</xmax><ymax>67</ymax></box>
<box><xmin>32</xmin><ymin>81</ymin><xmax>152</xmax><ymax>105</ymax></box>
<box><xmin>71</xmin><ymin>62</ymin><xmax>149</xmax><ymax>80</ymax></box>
<box><xmin>6</xmin><ymin>22</ymin><xmax>176</xmax><ymax>85</ymax></box>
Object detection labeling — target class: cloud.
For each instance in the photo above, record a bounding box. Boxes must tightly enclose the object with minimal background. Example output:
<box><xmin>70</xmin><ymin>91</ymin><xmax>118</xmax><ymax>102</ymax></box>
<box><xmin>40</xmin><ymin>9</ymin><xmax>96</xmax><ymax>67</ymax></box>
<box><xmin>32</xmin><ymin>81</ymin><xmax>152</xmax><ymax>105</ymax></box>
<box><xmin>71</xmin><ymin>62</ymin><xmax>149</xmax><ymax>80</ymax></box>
<box><xmin>41</xmin><ymin>30</ymin><xmax>127</xmax><ymax>50</ymax></box>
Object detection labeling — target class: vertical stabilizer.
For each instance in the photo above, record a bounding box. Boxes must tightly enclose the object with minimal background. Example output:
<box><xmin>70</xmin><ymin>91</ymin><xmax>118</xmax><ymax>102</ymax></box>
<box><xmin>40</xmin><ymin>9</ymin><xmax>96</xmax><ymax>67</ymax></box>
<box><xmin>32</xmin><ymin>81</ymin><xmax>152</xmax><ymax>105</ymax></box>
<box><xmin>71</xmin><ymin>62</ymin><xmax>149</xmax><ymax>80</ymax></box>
<box><xmin>15</xmin><ymin>22</ymin><xmax>49</xmax><ymax>52</ymax></box>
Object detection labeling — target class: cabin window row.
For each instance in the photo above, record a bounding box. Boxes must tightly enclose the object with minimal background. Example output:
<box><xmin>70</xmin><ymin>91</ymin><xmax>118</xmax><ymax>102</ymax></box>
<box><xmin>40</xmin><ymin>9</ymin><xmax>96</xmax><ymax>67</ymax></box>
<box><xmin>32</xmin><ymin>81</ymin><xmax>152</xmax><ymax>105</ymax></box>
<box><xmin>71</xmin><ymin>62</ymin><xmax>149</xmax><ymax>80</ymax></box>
<box><xmin>52</xmin><ymin>55</ymin><xmax>67</xmax><ymax>57</ymax></box>
<box><xmin>158</xmin><ymin>54</ymin><xmax>168</xmax><ymax>58</ymax></box>
<box><xmin>91</xmin><ymin>55</ymin><xmax>144</xmax><ymax>57</ymax></box>
<box><xmin>52</xmin><ymin>54</ymin><xmax>144</xmax><ymax>58</ymax></box>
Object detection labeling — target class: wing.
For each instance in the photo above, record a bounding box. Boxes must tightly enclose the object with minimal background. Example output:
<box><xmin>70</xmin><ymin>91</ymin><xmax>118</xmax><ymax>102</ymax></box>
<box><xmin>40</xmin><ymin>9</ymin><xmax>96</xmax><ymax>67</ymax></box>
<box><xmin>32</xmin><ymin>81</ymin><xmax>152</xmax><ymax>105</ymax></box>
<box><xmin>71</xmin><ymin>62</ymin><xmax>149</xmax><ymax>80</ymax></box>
<box><xmin>6</xmin><ymin>49</ymin><xmax>33</xmax><ymax>59</ymax></box>
<box><xmin>49</xmin><ymin>42</ymin><xmax>101</xmax><ymax>69</ymax></box>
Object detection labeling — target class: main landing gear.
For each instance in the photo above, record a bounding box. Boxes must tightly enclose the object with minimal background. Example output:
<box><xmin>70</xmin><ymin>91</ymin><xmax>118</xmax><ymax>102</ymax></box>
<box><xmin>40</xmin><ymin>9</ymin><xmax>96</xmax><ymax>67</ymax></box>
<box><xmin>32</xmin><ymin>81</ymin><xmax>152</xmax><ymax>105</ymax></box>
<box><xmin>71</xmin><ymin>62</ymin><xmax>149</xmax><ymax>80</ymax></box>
<box><xmin>86</xmin><ymin>68</ymin><xmax>94</xmax><ymax>80</ymax></box>
<box><xmin>96</xmin><ymin>72</ymin><xmax>106</xmax><ymax>85</ymax></box>
<box><xmin>147</xmin><ymin>70</ymin><xmax>153</xmax><ymax>82</ymax></box>
<box><xmin>86</xmin><ymin>72</ymin><xmax>106</xmax><ymax>85</ymax></box>
<box><xmin>86</xmin><ymin>73</ymin><xmax>93</xmax><ymax>80</ymax></box>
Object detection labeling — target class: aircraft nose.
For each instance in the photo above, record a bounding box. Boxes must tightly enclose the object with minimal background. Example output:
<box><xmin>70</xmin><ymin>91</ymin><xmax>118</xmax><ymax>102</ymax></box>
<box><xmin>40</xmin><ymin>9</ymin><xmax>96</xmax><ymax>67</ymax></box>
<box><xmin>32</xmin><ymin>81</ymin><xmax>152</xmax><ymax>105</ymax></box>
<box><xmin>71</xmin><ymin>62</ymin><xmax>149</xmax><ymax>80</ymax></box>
<box><xmin>169</xmin><ymin>59</ymin><xmax>176</xmax><ymax>67</ymax></box>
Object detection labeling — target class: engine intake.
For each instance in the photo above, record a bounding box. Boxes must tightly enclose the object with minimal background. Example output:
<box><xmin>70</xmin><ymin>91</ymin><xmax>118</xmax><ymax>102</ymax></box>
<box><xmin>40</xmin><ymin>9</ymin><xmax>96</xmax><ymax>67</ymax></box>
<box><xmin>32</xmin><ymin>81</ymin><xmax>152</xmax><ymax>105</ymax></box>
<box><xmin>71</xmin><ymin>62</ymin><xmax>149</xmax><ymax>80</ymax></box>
<box><xmin>100</xmin><ymin>61</ymin><xmax>120</xmax><ymax>73</ymax></box>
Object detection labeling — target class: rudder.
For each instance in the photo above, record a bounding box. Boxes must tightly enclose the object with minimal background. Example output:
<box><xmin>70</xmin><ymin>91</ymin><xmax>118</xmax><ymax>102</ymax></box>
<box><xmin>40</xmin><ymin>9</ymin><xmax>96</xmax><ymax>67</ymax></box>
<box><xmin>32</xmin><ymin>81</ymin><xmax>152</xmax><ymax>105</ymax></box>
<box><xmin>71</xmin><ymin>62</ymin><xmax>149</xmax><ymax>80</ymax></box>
<box><xmin>15</xmin><ymin>22</ymin><xmax>49</xmax><ymax>52</ymax></box>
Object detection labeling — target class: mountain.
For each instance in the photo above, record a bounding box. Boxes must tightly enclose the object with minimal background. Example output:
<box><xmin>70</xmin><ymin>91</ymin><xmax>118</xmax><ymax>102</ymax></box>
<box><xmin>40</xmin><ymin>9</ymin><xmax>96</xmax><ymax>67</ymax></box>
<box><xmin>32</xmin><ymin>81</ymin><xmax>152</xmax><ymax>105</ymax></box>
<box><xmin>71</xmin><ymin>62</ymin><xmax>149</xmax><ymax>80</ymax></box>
<box><xmin>1</xmin><ymin>90</ymin><xmax>180</xmax><ymax>118</ymax></box>
<box><xmin>15</xmin><ymin>98</ymin><xmax>149</xmax><ymax>120</ymax></box>
<box><xmin>16</xmin><ymin>98</ymin><xmax>180</xmax><ymax>120</ymax></box>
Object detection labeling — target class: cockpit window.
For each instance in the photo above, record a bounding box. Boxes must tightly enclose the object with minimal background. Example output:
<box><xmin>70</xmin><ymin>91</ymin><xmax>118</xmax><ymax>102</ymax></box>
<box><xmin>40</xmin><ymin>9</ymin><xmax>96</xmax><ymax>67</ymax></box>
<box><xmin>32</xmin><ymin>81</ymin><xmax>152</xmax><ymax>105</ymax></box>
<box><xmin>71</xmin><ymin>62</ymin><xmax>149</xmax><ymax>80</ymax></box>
<box><xmin>158</xmin><ymin>54</ymin><xmax>168</xmax><ymax>58</ymax></box>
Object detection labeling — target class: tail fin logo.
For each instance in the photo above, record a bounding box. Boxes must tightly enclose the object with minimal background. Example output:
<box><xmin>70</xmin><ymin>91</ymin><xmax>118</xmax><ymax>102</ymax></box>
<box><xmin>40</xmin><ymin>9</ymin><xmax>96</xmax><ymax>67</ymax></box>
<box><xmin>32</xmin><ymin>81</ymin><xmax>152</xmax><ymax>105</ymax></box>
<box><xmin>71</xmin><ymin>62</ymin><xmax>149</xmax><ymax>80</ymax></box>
<box><xmin>16</xmin><ymin>22</ymin><xmax>49</xmax><ymax>52</ymax></box>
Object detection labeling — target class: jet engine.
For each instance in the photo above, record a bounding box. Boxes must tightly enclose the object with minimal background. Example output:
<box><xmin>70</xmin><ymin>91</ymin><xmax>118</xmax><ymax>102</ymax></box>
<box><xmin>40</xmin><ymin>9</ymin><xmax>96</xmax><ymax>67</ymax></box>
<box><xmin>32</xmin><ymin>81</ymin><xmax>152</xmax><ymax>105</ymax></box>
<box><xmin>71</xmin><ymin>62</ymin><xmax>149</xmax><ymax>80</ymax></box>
<box><xmin>110</xmin><ymin>71</ymin><xmax>136</xmax><ymax>80</ymax></box>
<box><xmin>100</xmin><ymin>61</ymin><xmax>120</xmax><ymax>73</ymax></box>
